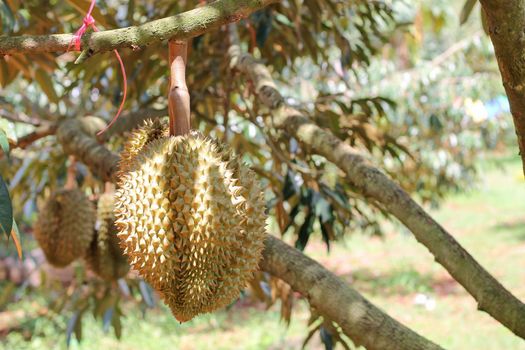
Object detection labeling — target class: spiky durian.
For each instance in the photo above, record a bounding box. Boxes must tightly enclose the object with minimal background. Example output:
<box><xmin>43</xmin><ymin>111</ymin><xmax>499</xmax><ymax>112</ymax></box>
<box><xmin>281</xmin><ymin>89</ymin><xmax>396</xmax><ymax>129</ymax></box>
<box><xmin>34</xmin><ymin>189</ymin><xmax>96</xmax><ymax>267</ymax></box>
<box><xmin>86</xmin><ymin>193</ymin><xmax>129</xmax><ymax>281</ymax></box>
<box><xmin>118</xmin><ymin>118</ymin><xmax>169</xmax><ymax>177</ymax></box>
<box><xmin>115</xmin><ymin>123</ymin><xmax>267</xmax><ymax>322</ymax></box>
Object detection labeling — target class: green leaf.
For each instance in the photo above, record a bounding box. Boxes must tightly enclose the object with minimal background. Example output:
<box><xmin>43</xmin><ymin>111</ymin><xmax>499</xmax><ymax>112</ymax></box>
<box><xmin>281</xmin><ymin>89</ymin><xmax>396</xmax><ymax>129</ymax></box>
<box><xmin>66</xmin><ymin>312</ymin><xmax>80</xmax><ymax>347</ymax></box>
<box><xmin>111</xmin><ymin>309</ymin><xmax>122</xmax><ymax>339</ymax></box>
<box><xmin>34</xmin><ymin>68</ymin><xmax>59</xmax><ymax>103</ymax></box>
<box><xmin>0</xmin><ymin>174</ymin><xmax>12</xmax><ymax>238</ymax></box>
<box><xmin>0</xmin><ymin>128</ymin><xmax>9</xmax><ymax>157</ymax></box>
<box><xmin>460</xmin><ymin>0</ymin><xmax>478</xmax><ymax>25</ymax></box>
<box><xmin>74</xmin><ymin>311</ymin><xmax>84</xmax><ymax>343</ymax></box>
<box><xmin>295</xmin><ymin>213</ymin><xmax>315</xmax><ymax>251</ymax></box>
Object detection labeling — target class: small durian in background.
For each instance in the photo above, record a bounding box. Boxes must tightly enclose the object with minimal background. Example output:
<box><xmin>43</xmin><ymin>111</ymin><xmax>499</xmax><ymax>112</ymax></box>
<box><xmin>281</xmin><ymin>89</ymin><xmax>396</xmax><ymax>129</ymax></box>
<box><xmin>34</xmin><ymin>189</ymin><xmax>96</xmax><ymax>267</ymax></box>
<box><xmin>115</xmin><ymin>121</ymin><xmax>267</xmax><ymax>322</ymax></box>
<box><xmin>85</xmin><ymin>193</ymin><xmax>129</xmax><ymax>281</ymax></box>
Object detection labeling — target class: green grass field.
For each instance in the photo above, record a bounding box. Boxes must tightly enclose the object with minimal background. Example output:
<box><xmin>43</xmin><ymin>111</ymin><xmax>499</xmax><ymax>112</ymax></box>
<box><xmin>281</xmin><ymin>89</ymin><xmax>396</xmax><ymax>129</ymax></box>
<box><xmin>2</xmin><ymin>154</ymin><xmax>525</xmax><ymax>350</ymax></box>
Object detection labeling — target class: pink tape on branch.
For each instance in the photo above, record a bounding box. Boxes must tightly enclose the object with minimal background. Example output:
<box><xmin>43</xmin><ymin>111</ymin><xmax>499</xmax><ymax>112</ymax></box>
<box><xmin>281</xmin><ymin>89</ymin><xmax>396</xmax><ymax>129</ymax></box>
<box><xmin>68</xmin><ymin>0</ymin><xmax>127</xmax><ymax>136</ymax></box>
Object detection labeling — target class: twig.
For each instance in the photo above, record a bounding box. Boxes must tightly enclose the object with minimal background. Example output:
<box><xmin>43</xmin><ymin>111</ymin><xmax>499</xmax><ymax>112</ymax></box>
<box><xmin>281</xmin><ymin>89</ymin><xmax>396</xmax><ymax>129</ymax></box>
<box><xmin>0</xmin><ymin>110</ymin><xmax>43</xmax><ymax>126</ymax></box>
<box><xmin>10</xmin><ymin>124</ymin><xmax>57</xmax><ymax>149</ymax></box>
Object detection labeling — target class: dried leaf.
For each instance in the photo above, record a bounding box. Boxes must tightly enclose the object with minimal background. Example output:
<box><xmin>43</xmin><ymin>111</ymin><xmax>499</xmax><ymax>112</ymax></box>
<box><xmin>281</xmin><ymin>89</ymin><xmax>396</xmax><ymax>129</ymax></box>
<box><xmin>10</xmin><ymin>220</ymin><xmax>22</xmax><ymax>259</ymax></box>
<box><xmin>65</xmin><ymin>0</ymin><xmax>111</xmax><ymax>28</ymax></box>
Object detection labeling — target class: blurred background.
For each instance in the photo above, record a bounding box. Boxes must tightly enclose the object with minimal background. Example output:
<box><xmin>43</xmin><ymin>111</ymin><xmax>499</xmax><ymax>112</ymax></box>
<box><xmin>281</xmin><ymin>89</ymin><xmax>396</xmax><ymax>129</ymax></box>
<box><xmin>0</xmin><ymin>0</ymin><xmax>524</xmax><ymax>349</ymax></box>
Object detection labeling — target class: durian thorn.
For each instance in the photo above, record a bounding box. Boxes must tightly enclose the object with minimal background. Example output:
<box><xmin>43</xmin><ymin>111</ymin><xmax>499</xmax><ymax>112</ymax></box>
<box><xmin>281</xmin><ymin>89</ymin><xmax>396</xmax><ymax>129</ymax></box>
<box><xmin>168</xmin><ymin>40</ymin><xmax>191</xmax><ymax>137</ymax></box>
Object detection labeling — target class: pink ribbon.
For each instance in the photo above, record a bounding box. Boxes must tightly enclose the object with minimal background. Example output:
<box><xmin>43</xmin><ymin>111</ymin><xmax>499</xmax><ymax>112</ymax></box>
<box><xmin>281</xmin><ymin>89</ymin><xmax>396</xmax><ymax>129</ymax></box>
<box><xmin>68</xmin><ymin>0</ymin><xmax>127</xmax><ymax>136</ymax></box>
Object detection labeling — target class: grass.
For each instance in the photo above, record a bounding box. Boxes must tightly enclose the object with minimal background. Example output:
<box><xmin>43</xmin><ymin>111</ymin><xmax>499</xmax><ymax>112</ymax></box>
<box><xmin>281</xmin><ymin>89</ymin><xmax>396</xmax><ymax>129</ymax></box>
<box><xmin>2</xmin><ymin>153</ymin><xmax>525</xmax><ymax>349</ymax></box>
<box><xmin>305</xmin><ymin>152</ymin><xmax>525</xmax><ymax>349</ymax></box>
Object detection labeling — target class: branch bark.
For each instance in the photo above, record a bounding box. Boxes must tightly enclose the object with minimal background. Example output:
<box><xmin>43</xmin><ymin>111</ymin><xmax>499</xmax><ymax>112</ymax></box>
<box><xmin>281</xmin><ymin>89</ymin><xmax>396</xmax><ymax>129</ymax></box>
<box><xmin>261</xmin><ymin>236</ymin><xmax>442</xmax><ymax>350</ymax></box>
<box><xmin>56</xmin><ymin>118</ymin><xmax>119</xmax><ymax>183</ymax></box>
<box><xmin>51</xmin><ymin>119</ymin><xmax>442</xmax><ymax>349</ymax></box>
<box><xmin>10</xmin><ymin>124</ymin><xmax>57</xmax><ymax>149</ymax></box>
<box><xmin>227</xmin><ymin>26</ymin><xmax>525</xmax><ymax>339</ymax></box>
<box><xmin>479</xmin><ymin>0</ymin><xmax>525</xmax><ymax>174</ymax></box>
<box><xmin>0</xmin><ymin>0</ymin><xmax>278</xmax><ymax>56</ymax></box>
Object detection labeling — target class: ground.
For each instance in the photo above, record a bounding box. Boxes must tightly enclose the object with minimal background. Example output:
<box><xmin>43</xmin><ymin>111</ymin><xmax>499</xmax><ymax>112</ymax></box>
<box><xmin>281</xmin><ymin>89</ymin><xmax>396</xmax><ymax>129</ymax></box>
<box><xmin>1</xmin><ymin>154</ymin><xmax>524</xmax><ymax>349</ymax></box>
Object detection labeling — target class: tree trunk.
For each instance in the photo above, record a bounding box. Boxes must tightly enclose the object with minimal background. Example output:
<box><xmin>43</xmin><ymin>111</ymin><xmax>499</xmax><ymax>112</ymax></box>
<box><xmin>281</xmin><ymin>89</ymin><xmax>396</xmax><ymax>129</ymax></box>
<box><xmin>480</xmin><ymin>0</ymin><xmax>525</xmax><ymax>174</ymax></box>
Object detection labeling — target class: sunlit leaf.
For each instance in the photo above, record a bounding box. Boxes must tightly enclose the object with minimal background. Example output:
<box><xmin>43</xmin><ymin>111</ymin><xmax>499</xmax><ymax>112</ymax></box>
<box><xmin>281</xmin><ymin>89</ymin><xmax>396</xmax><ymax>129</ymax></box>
<box><xmin>11</xmin><ymin>219</ymin><xmax>22</xmax><ymax>259</ymax></box>
<box><xmin>0</xmin><ymin>128</ymin><xmax>9</xmax><ymax>157</ymax></box>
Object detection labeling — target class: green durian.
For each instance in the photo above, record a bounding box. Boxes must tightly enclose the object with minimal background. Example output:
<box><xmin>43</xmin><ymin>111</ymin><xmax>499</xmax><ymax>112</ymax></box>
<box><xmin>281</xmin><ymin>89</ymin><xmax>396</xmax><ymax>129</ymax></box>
<box><xmin>34</xmin><ymin>189</ymin><xmax>95</xmax><ymax>267</ymax></box>
<box><xmin>86</xmin><ymin>193</ymin><xmax>129</xmax><ymax>281</ymax></box>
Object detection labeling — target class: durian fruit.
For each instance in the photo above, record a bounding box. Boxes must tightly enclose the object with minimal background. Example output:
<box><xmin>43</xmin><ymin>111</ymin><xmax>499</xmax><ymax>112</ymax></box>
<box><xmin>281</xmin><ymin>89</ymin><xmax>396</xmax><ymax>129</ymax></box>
<box><xmin>118</xmin><ymin>118</ymin><xmax>169</xmax><ymax>177</ymax></box>
<box><xmin>34</xmin><ymin>189</ymin><xmax>96</xmax><ymax>267</ymax></box>
<box><xmin>85</xmin><ymin>193</ymin><xmax>129</xmax><ymax>281</ymax></box>
<box><xmin>115</xmin><ymin>122</ymin><xmax>267</xmax><ymax>322</ymax></box>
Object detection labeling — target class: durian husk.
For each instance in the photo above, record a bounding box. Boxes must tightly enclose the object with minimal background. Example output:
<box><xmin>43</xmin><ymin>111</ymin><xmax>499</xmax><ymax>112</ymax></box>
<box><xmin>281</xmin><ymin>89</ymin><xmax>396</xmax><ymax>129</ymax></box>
<box><xmin>34</xmin><ymin>189</ymin><xmax>96</xmax><ymax>267</ymax></box>
<box><xmin>118</xmin><ymin>118</ymin><xmax>169</xmax><ymax>177</ymax></box>
<box><xmin>115</xmin><ymin>123</ymin><xmax>267</xmax><ymax>322</ymax></box>
<box><xmin>86</xmin><ymin>193</ymin><xmax>129</xmax><ymax>281</ymax></box>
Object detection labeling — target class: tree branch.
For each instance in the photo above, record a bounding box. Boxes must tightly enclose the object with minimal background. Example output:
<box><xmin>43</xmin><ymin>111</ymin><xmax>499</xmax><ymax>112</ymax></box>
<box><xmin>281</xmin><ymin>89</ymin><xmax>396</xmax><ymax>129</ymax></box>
<box><xmin>11</xmin><ymin>124</ymin><xmax>57</xmax><ymax>149</ymax></box>
<box><xmin>0</xmin><ymin>0</ymin><xmax>278</xmax><ymax>56</ymax></box>
<box><xmin>261</xmin><ymin>236</ymin><xmax>442</xmax><ymax>350</ymax></box>
<box><xmin>479</xmin><ymin>0</ymin><xmax>525</xmax><ymax>174</ymax></box>
<box><xmin>227</xmin><ymin>25</ymin><xmax>525</xmax><ymax>339</ymax></box>
<box><xmin>56</xmin><ymin>118</ymin><xmax>119</xmax><ymax>182</ymax></box>
<box><xmin>0</xmin><ymin>110</ymin><xmax>44</xmax><ymax>126</ymax></box>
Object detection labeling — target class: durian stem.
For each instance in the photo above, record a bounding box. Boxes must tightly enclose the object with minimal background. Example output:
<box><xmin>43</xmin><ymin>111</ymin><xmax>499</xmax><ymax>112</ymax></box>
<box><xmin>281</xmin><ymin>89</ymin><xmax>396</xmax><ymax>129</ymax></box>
<box><xmin>168</xmin><ymin>40</ymin><xmax>190</xmax><ymax>136</ymax></box>
<box><xmin>64</xmin><ymin>156</ymin><xmax>77</xmax><ymax>190</ymax></box>
<box><xmin>104</xmin><ymin>182</ymin><xmax>114</xmax><ymax>193</ymax></box>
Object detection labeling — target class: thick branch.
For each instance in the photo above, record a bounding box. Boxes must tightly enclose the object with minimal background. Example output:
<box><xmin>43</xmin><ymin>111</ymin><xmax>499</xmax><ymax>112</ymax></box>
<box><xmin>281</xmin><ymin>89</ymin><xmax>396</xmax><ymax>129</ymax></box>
<box><xmin>54</xmin><ymin>119</ymin><xmax>441</xmax><ymax>350</ymax></box>
<box><xmin>262</xmin><ymin>236</ymin><xmax>441</xmax><ymax>350</ymax></box>
<box><xmin>56</xmin><ymin>118</ymin><xmax>119</xmax><ymax>182</ymax></box>
<box><xmin>227</xmin><ymin>28</ymin><xmax>525</xmax><ymax>338</ymax></box>
<box><xmin>479</xmin><ymin>0</ymin><xmax>525</xmax><ymax>174</ymax></box>
<box><xmin>0</xmin><ymin>0</ymin><xmax>277</xmax><ymax>56</ymax></box>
